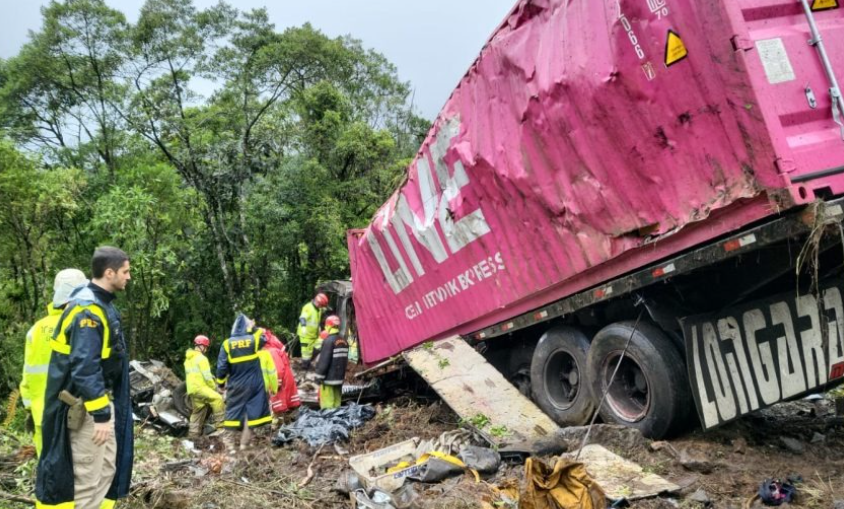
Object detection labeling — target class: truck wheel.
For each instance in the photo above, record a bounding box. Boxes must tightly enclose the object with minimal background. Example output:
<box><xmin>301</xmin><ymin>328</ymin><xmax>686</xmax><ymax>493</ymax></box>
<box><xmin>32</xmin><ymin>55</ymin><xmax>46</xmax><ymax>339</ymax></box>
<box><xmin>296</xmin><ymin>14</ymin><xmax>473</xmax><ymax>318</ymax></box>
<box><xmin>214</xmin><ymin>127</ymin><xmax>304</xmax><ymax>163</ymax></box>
<box><xmin>530</xmin><ymin>326</ymin><xmax>595</xmax><ymax>426</ymax></box>
<box><xmin>508</xmin><ymin>343</ymin><xmax>534</xmax><ymax>397</ymax></box>
<box><xmin>172</xmin><ymin>382</ymin><xmax>192</xmax><ymax>418</ymax></box>
<box><xmin>587</xmin><ymin>321</ymin><xmax>691</xmax><ymax>439</ymax></box>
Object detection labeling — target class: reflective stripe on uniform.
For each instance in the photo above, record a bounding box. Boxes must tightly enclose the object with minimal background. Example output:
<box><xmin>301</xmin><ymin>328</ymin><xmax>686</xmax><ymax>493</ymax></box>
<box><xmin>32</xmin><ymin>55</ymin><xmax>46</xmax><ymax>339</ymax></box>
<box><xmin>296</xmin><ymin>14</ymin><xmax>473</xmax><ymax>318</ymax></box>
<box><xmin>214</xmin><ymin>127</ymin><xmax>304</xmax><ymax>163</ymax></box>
<box><xmin>223</xmin><ymin>420</ymin><xmax>242</xmax><ymax>428</ymax></box>
<box><xmin>247</xmin><ymin>415</ymin><xmax>272</xmax><ymax>426</ymax></box>
<box><xmin>100</xmin><ymin>499</ymin><xmax>116</xmax><ymax>509</ymax></box>
<box><xmin>50</xmin><ymin>339</ymin><xmax>71</xmax><ymax>355</ymax></box>
<box><xmin>24</xmin><ymin>364</ymin><xmax>50</xmax><ymax>374</ymax></box>
<box><xmin>228</xmin><ymin>353</ymin><xmax>258</xmax><ymax>364</ymax></box>
<box><xmin>84</xmin><ymin>394</ymin><xmax>110</xmax><ymax>412</ymax></box>
<box><xmin>52</xmin><ymin>304</ymin><xmax>111</xmax><ymax>359</ymax></box>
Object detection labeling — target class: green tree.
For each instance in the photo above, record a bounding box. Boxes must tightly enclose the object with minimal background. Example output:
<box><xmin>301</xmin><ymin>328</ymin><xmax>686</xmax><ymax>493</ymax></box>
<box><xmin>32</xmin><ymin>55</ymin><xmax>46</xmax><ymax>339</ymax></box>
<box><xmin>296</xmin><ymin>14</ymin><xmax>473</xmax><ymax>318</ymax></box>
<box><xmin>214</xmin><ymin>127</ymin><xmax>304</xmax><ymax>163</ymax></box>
<box><xmin>0</xmin><ymin>141</ymin><xmax>90</xmax><ymax>393</ymax></box>
<box><xmin>0</xmin><ymin>0</ymin><xmax>129</xmax><ymax>174</ymax></box>
<box><xmin>0</xmin><ymin>0</ymin><xmax>430</xmax><ymax>394</ymax></box>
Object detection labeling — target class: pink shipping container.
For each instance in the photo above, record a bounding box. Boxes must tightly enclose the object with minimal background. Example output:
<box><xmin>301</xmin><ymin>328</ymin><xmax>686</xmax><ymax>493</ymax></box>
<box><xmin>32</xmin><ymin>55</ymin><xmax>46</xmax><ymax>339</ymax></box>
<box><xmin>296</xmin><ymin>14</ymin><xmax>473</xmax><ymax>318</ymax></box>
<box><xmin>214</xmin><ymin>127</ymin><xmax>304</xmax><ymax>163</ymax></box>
<box><xmin>345</xmin><ymin>0</ymin><xmax>844</xmax><ymax>436</ymax></box>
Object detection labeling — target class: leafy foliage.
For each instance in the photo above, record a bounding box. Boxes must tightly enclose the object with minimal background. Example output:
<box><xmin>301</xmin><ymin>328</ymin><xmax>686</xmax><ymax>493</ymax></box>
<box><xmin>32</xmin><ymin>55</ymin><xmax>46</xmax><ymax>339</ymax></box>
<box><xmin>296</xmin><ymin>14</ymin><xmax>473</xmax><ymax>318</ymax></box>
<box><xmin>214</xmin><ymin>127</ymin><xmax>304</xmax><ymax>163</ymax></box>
<box><xmin>0</xmin><ymin>0</ymin><xmax>429</xmax><ymax>396</ymax></box>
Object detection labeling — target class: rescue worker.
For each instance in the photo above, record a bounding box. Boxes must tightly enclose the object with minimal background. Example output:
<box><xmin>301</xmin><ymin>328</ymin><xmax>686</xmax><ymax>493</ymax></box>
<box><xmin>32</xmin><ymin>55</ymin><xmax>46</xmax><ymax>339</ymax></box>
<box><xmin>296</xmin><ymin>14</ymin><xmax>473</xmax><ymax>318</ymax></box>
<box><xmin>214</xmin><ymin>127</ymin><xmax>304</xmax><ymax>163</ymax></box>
<box><xmin>297</xmin><ymin>292</ymin><xmax>329</xmax><ymax>369</ymax></box>
<box><xmin>262</xmin><ymin>330</ymin><xmax>300</xmax><ymax>424</ymax></box>
<box><xmin>20</xmin><ymin>268</ymin><xmax>88</xmax><ymax>457</ymax></box>
<box><xmin>314</xmin><ymin>315</ymin><xmax>348</xmax><ymax>410</ymax></box>
<box><xmin>217</xmin><ymin>314</ymin><xmax>273</xmax><ymax>452</ymax></box>
<box><xmin>36</xmin><ymin>246</ymin><xmax>133</xmax><ymax>509</ymax></box>
<box><xmin>258</xmin><ymin>338</ymin><xmax>279</xmax><ymax>410</ymax></box>
<box><xmin>184</xmin><ymin>334</ymin><xmax>225</xmax><ymax>439</ymax></box>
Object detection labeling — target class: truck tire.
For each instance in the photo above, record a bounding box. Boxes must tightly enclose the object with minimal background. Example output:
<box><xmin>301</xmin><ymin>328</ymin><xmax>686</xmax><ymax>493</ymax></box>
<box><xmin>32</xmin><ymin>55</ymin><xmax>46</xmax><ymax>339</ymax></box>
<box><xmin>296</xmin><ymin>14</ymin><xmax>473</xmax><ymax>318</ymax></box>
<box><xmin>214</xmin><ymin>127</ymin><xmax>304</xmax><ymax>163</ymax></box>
<box><xmin>172</xmin><ymin>382</ymin><xmax>192</xmax><ymax>418</ymax></box>
<box><xmin>587</xmin><ymin>321</ymin><xmax>691</xmax><ymax>439</ymax></box>
<box><xmin>530</xmin><ymin>326</ymin><xmax>595</xmax><ymax>426</ymax></box>
<box><xmin>508</xmin><ymin>343</ymin><xmax>535</xmax><ymax>397</ymax></box>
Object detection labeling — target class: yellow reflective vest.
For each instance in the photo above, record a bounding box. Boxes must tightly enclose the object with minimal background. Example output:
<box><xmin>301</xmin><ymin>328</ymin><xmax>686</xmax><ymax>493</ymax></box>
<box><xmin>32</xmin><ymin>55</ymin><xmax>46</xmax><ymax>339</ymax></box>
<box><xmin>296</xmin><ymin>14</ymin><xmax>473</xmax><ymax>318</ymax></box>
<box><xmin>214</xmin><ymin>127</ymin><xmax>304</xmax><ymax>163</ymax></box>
<box><xmin>20</xmin><ymin>306</ymin><xmax>63</xmax><ymax>425</ymax></box>
<box><xmin>297</xmin><ymin>302</ymin><xmax>322</xmax><ymax>344</ymax></box>
<box><xmin>259</xmin><ymin>350</ymin><xmax>279</xmax><ymax>395</ymax></box>
<box><xmin>184</xmin><ymin>348</ymin><xmax>216</xmax><ymax>395</ymax></box>
<box><xmin>253</xmin><ymin>328</ymin><xmax>278</xmax><ymax>395</ymax></box>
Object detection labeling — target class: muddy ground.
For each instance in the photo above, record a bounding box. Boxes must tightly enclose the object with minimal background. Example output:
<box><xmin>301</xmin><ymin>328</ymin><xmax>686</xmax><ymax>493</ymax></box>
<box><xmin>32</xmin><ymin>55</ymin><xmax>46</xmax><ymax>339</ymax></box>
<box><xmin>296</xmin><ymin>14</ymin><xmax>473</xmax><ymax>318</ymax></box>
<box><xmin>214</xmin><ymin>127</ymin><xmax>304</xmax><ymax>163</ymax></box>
<box><xmin>3</xmin><ymin>393</ymin><xmax>844</xmax><ymax>509</ymax></box>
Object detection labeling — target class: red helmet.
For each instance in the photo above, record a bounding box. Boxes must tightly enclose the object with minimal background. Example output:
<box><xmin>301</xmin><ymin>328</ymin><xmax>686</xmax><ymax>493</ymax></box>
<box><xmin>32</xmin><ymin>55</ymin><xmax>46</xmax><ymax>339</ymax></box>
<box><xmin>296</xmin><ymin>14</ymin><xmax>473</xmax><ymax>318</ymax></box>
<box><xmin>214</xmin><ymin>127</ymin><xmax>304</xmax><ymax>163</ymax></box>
<box><xmin>314</xmin><ymin>293</ymin><xmax>329</xmax><ymax>308</ymax></box>
<box><xmin>194</xmin><ymin>335</ymin><xmax>210</xmax><ymax>347</ymax></box>
<box><xmin>325</xmin><ymin>315</ymin><xmax>341</xmax><ymax>328</ymax></box>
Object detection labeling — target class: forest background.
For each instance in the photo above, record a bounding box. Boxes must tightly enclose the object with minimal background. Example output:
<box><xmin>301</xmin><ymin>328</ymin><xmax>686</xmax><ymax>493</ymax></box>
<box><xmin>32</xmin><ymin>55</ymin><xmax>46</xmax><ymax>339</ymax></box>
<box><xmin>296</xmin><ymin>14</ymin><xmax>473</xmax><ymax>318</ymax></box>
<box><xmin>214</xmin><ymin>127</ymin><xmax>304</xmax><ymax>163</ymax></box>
<box><xmin>0</xmin><ymin>0</ymin><xmax>430</xmax><ymax>398</ymax></box>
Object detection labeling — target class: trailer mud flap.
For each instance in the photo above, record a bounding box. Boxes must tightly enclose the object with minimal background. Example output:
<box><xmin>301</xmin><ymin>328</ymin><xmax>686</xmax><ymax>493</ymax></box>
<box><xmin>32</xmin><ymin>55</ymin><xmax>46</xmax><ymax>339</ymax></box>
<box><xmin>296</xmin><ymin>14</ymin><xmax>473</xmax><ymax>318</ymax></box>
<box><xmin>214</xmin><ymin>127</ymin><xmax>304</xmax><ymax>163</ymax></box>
<box><xmin>403</xmin><ymin>337</ymin><xmax>559</xmax><ymax>450</ymax></box>
<box><xmin>683</xmin><ymin>278</ymin><xmax>844</xmax><ymax>430</ymax></box>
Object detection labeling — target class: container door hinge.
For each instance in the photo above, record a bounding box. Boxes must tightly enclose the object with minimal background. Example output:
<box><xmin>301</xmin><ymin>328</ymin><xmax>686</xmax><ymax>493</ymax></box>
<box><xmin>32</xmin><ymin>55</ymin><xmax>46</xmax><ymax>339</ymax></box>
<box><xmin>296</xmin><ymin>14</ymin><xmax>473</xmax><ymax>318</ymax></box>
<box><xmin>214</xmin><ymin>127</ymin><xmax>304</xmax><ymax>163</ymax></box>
<box><xmin>775</xmin><ymin>157</ymin><xmax>797</xmax><ymax>174</ymax></box>
<box><xmin>731</xmin><ymin>35</ymin><xmax>754</xmax><ymax>52</ymax></box>
<box><xmin>799</xmin><ymin>0</ymin><xmax>844</xmax><ymax>141</ymax></box>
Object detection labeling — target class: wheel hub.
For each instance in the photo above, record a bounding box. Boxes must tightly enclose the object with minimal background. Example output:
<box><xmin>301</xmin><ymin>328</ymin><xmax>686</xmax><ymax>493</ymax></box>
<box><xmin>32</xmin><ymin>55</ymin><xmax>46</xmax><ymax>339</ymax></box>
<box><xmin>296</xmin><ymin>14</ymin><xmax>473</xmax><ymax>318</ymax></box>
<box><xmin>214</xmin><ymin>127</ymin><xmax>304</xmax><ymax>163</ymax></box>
<box><xmin>602</xmin><ymin>352</ymin><xmax>650</xmax><ymax>423</ymax></box>
<box><xmin>544</xmin><ymin>349</ymin><xmax>581</xmax><ymax>411</ymax></box>
<box><xmin>634</xmin><ymin>371</ymin><xmax>647</xmax><ymax>392</ymax></box>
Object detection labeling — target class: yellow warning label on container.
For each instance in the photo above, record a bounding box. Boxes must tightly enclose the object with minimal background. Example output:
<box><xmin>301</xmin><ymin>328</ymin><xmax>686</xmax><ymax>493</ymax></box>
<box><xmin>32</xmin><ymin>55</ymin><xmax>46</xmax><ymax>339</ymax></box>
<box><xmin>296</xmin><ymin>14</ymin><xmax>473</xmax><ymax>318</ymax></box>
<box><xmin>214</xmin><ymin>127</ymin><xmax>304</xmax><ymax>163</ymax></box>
<box><xmin>664</xmin><ymin>30</ymin><xmax>688</xmax><ymax>67</ymax></box>
<box><xmin>811</xmin><ymin>0</ymin><xmax>839</xmax><ymax>11</ymax></box>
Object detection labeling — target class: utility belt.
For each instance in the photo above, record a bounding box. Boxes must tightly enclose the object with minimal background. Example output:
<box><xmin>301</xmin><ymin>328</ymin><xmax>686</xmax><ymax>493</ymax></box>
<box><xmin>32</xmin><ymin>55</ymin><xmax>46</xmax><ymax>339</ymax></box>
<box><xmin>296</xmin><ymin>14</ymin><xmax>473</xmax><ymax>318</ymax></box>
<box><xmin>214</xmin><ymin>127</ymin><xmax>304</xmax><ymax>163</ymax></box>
<box><xmin>58</xmin><ymin>390</ymin><xmax>112</xmax><ymax>430</ymax></box>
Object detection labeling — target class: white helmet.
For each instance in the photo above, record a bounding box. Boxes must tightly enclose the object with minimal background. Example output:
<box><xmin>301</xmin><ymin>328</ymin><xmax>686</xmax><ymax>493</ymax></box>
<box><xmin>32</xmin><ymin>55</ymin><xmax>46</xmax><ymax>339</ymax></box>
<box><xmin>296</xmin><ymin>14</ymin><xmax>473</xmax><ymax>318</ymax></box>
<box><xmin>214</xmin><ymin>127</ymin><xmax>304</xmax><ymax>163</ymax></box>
<box><xmin>53</xmin><ymin>269</ymin><xmax>87</xmax><ymax>308</ymax></box>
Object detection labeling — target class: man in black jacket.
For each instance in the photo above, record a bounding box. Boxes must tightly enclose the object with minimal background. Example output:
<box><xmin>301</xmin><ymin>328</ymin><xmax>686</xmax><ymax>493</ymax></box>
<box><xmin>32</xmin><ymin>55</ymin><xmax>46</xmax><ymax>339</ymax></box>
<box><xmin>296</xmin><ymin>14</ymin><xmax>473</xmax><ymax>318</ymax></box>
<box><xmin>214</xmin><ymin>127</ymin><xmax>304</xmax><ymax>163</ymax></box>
<box><xmin>36</xmin><ymin>246</ymin><xmax>133</xmax><ymax>509</ymax></box>
<box><xmin>313</xmin><ymin>315</ymin><xmax>347</xmax><ymax>409</ymax></box>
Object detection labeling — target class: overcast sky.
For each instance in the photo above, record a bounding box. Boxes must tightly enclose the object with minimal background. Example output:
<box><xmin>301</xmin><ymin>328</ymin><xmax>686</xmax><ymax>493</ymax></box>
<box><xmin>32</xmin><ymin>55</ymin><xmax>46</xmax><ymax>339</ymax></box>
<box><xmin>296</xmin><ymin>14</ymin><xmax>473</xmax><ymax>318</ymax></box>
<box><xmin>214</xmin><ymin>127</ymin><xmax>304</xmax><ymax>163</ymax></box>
<box><xmin>0</xmin><ymin>0</ymin><xmax>516</xmax><ymax>120</ymax></box>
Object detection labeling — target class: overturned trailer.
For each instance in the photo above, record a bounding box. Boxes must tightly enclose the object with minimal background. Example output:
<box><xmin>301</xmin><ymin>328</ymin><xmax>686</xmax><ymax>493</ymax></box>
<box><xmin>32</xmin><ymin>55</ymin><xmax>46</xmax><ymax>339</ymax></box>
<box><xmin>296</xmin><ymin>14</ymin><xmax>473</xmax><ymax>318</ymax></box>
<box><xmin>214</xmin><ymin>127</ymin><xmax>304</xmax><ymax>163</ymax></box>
<box><xmin>338</xmin><ymin>0</ymin><xmax>844</xmax><ymax>438</ymax></box>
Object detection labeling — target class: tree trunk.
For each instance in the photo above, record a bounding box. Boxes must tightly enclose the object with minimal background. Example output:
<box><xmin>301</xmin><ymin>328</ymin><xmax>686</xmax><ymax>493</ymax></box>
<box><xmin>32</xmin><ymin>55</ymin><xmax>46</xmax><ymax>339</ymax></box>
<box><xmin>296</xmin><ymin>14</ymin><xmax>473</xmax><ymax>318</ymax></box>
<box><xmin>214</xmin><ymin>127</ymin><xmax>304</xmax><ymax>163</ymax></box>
<box><xmin>202</xmin><ymin>202</ymin><xmax>238</xmax><ymax>308</ymax></box>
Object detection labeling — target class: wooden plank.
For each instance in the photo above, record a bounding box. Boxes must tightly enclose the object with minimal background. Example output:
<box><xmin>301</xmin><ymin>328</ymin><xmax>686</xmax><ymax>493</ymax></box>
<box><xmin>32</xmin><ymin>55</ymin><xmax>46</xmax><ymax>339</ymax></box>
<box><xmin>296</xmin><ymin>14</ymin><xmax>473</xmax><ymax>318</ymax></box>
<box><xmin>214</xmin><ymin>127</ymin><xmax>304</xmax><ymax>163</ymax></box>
<box><xmin>567</xmin><ymin>445</ymin><xmax>680</xmax><ymax>500</ymax></box>
<box><xmin>403</xmin><ymin>336</ymin><xmax>559</xmax><ymax>447</ymax></box>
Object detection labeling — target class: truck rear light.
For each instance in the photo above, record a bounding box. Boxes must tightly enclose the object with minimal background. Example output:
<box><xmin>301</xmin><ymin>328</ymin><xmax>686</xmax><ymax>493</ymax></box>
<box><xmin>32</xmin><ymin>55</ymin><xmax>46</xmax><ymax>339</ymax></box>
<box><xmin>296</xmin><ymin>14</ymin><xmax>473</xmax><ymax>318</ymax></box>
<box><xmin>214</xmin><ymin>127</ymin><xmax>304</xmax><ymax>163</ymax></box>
<box><xmin>723</xmin><ymin>234</ymin><xmax>757</xmax><ymax>252</ymax></box>
<box><xmin>594</xmin><ymin>286</ymin><xmax>613</xmax><ymax>298</ymax></box>
<box><xmin>652</xmin><ymin>264</ymin><xmax>676</xmax><ymax>278</ymax></box>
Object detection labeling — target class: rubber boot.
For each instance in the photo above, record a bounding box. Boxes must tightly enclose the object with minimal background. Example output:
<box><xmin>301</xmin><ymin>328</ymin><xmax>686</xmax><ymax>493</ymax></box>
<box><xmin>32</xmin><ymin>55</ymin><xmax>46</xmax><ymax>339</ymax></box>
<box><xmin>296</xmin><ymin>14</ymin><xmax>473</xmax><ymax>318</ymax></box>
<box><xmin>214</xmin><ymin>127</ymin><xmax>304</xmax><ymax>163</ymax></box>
<box><xmin>209</xmin><ymin>409</ymin><xmax>226</xmax><ymax>437</ymax></box>
<box><xmin>187</xmin><ymin>406</ymin><xmax>208</xmax><ymax>440</ymax></box>
<box><xmin>239</xmin><ymin>425</ymin><xmax>254</xmax><ymax>451</ymax></box>
<box><xmin>223</xmin><ymin>430</ymin><xmax>239</xmax><ymax>456</ymax></box>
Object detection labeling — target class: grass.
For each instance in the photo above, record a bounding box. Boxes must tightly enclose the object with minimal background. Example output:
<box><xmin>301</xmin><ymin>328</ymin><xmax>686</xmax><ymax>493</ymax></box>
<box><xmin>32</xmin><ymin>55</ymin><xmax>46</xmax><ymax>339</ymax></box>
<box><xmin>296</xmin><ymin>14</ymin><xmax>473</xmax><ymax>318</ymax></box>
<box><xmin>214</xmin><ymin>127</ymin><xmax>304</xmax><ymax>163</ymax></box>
<box><xmin>0</xmin><ymin>411</ymin><xmax>36</xmax><ymax>509</ymax></box>
<box><xmin>489</xmin><ymin>425</ymin><xmax>510</xmax><ymax>438</ymax></box>
<box><xmin>641</xmin><ymin>458</ymin><xmax>670</xmax><ymax>476</ymax></box>
<box><xmin>800</xmin><ymin>473</ymin><xmax>838</xmax><ymax>509</ymax></box>
<box><xmin>460</xmin><ymin>413</ymin><xmax>490</xmax><ymax>429</ymax></box>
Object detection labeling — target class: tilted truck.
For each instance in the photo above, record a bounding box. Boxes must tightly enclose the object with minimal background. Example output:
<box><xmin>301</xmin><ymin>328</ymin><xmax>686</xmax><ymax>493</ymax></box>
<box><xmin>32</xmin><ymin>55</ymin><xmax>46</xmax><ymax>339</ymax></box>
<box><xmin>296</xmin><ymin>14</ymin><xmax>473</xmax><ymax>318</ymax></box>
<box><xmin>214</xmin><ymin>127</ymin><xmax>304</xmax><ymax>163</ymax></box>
<box><xmin>341</xmin><ymin>0</ymin><xmax>844</xmax><ymax>439</ymax></box>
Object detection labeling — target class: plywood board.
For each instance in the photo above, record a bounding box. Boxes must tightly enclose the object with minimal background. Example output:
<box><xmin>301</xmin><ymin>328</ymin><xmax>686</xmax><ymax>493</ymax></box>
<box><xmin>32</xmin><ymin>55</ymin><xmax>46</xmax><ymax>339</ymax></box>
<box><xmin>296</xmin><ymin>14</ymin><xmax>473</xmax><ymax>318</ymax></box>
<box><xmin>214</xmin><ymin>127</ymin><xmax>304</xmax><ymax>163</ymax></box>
<box><xmin>403</xmin><ymin>336</ymin><xmax>559</xmax><ymax>447</ymax></box>
<box><xmin>566</xmin><ymin>444</ymin><xmax>680</xmax><ymax>500</ymax></box>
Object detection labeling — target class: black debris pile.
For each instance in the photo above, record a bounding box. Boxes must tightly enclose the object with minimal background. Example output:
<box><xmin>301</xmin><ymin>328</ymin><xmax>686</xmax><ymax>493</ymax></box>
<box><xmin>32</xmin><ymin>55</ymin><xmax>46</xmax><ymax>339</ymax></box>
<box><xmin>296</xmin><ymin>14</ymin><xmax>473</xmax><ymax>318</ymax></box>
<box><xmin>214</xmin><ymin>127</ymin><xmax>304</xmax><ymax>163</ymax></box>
<box><xmin>272</xmin><ymin>403</ymin><xmax>376</xmax><ymax>447</ymax></box>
